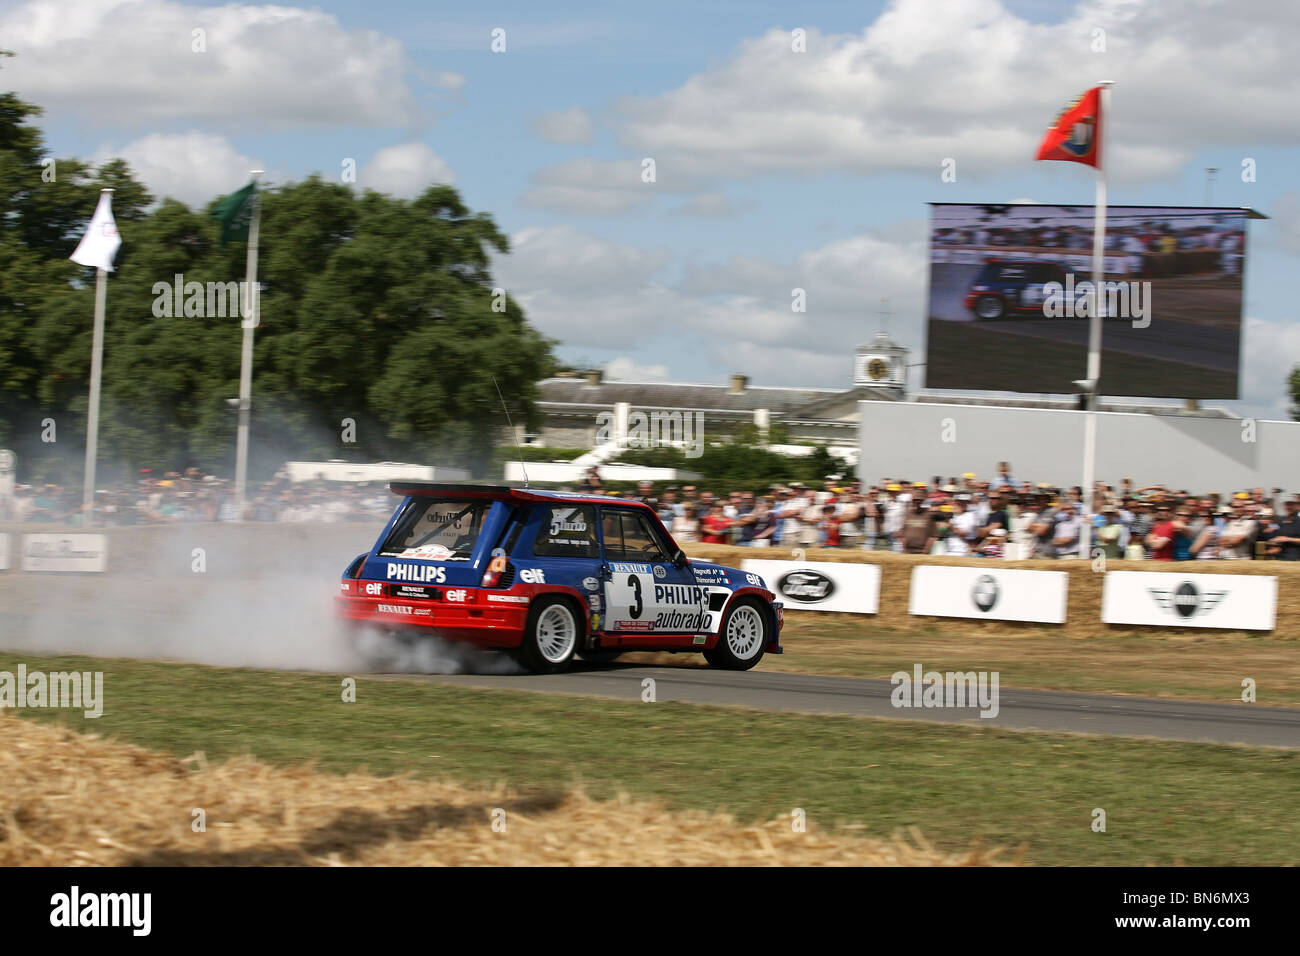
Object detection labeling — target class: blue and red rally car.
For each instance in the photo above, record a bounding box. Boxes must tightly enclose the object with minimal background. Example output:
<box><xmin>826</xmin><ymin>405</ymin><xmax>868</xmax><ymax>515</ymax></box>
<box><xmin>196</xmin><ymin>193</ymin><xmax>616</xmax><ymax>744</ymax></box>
<box><xmin>336</xmin><ymin>482</ymin><xmax>784</xmax><ymax>673</ymax></box>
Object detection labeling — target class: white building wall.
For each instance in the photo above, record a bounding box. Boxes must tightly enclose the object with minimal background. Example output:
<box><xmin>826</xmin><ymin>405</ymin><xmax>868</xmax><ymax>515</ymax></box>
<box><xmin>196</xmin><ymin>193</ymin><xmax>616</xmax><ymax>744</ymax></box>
<box><xmin>858</xmin><ymin>400</ymin><xmax>1299</xmax><ymax>491</ymax></box>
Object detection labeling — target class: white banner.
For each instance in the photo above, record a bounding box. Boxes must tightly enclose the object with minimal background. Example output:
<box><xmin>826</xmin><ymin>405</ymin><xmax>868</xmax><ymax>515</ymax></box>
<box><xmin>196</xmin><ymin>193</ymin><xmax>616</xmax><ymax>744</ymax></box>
<box><xmin>0</xmin><ymin>533</ymin><xmax>9</xmax><ymax>571</ymax></box>
<box><xmin>909</xmin><ymin>565</ymin><xmax>1068</xmax><ymax>623</ymax></box>
<box><xmin>1101</xmin><ymin>571</ymin><xmax>1277</xmax><ymax>630</ymax></box>
<box><xmin>741</xmin><ymin>559</ymin><xmax>880</xmax><ymax>614</ymax></box>
<box><xmin>20</xmin><ymin>533</ymin><xmax>108</xmax><ymax>573</ymax></box>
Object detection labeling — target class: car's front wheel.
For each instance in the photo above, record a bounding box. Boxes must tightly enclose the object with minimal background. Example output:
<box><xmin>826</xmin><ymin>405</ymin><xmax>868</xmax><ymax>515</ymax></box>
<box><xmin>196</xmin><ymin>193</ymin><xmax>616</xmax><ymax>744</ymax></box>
<box><xmin>518</xmin><ymin>596</ymin><xmax>580</xmax><ymax>673</ymax></box>
<box><xmin>974</xmin><ymin>294</ymin><xmax>1006</xmax><ymax>320</ymax></box>
<box><xmin>703</xmin><ymin>598</ymin><xmax>769</xmax><ymax>671</ymax></box>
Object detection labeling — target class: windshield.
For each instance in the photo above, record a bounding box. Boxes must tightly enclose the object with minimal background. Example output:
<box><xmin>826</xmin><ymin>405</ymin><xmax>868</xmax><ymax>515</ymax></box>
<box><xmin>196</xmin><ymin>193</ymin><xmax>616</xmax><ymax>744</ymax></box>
<box><xmin>379</xmin><ymin>498</ymin><xmax>490</xmax><ymax>560</ymax></box>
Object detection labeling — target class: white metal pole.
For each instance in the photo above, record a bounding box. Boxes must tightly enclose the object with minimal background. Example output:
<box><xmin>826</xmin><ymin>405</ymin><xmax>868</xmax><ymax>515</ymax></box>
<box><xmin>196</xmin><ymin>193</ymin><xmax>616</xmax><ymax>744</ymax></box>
<box><xmin>81</xmin><ymin>261</ymin><xmax>109</xmax><ymax>527</ymax></box>
<box><xmin>1079</xmin><ymin>81</ymin><xmax>1112</xmax><ymax>559</ymax></box>
<box><xmin>234</xmin><ymin>171</ymin><xmax>263</xmax><ymax>520</ymax></box>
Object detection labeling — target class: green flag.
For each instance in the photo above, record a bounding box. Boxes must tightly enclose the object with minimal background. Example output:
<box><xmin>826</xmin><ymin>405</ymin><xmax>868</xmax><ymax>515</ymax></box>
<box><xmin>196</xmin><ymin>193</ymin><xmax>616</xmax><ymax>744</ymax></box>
<box><xmin>212</xmin><ymin>180</ymin><xmax>258</xmax><ymax>247</ymax></box>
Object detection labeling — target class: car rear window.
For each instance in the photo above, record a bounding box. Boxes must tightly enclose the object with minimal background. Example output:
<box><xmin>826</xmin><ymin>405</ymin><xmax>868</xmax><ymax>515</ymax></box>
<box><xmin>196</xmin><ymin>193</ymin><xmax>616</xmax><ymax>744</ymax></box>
<box><xmin>379</xmin><ymin>498</ymin><xmax>490</xmax><ymax>560</ymax></box>
<box><xmin>533</xmin><ymin>505</ymin><xmax>599</xmax><ymax>558</ymax></box>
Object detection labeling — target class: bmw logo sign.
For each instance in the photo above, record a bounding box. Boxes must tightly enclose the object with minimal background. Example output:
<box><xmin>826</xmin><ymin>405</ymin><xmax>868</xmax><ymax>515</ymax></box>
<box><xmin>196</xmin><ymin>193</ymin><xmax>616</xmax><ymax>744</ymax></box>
<box><xmin>971</xmin><ymin>574</ymin><xmax>1000</xmax><ymax>613</ymax></box>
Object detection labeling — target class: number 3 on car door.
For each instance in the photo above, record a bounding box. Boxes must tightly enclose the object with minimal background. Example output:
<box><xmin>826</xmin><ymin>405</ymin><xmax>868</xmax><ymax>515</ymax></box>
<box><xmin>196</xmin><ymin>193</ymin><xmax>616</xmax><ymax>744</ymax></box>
<box><xmin>605</xmin><ymin>569</ymin><xmax>654</xmax><ymax>631</ymax></box>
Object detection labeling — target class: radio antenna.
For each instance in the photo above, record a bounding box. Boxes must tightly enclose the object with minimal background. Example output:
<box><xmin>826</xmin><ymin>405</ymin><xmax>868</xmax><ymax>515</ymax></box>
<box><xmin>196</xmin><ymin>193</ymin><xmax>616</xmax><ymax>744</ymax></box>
<box><xmin>492</xmin><ymin>375</ymin><xmax>528</xmax><ymax>488</ymax></box>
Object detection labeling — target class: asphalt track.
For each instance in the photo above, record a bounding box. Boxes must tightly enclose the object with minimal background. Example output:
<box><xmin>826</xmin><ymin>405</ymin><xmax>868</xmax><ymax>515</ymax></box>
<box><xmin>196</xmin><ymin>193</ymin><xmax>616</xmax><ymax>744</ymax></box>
<box><xmin>398</xmin><ymin>663</ymin><xmax>1300</xmax><ymax>749</ymax></box>
<box><xmin>928</xmin><ymin>262</ymin><xmax>1239</xmax><ymax>371</ymax></box>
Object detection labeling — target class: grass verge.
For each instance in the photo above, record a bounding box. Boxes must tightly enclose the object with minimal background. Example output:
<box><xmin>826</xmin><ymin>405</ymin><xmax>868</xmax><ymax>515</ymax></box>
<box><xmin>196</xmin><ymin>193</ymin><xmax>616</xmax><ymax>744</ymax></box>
<box><xmin>2</xmin><ymin>651</ymin><xmax>1297</xmax><ymax>865</ymax></box>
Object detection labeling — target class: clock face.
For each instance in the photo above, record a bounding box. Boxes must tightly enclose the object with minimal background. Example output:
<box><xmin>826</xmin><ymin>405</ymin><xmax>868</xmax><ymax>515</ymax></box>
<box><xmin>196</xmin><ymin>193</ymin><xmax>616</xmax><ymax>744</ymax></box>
<box><xmin>867</xmin><ymin>358</ymin><xmax>889</xmax><ymax>381</ymax></box>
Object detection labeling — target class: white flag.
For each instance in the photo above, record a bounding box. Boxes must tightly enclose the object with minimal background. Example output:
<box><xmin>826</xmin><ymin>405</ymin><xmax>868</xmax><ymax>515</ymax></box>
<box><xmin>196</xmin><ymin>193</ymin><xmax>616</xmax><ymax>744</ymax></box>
<box><xmin>70</xmin><ymin>192</ymin><xmax>122</xmax><ymax>271</ymax></box>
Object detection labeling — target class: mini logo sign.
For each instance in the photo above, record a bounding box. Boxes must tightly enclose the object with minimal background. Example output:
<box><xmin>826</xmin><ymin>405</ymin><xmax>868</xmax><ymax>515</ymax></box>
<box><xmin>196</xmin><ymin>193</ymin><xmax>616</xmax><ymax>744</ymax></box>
<box><xmin>1149</xmin><ymin>581</ymin><xmax>1227</xmax><ymax>619</ymax></box>
<box><xmin>971</xmin><ymin>574</ymin><xmax>999</xmax><ymax>612</ymax></box>
<box><xmin>777</xmin><ymin>570</ymin><xmax>834</xmax><ymax>603</ymax></box>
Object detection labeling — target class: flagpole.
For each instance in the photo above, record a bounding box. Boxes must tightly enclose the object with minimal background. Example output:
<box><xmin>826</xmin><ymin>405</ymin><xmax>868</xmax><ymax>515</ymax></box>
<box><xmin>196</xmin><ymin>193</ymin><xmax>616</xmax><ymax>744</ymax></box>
<box><xmin>1079</xmin><ymin>80</ymin><xmax>1112</xmax><ymax>559</ymax></box>
<box><xmin>81</xmin><ymin>188</ymin><xmax>114</xmax><ymax>528</ymax></box>
<box><xmin>234</xmin><ymin>170</ymin><xmax>263</xmax><ymax>520</ymax></box>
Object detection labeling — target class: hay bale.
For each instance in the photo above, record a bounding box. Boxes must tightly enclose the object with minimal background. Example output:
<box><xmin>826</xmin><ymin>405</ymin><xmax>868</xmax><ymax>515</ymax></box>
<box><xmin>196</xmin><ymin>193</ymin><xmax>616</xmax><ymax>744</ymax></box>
<box><xmin>0</xmin><ymin>715</ymin><xmax>1017</xmax><ymax>866</ymax></box>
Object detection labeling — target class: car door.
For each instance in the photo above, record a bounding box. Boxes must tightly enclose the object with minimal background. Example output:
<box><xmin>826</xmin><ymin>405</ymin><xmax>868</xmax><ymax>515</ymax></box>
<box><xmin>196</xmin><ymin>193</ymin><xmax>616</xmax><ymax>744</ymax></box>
<box><xmin>600</xmin><ymin>507</ymin><xmax>706</xmax><ymax>633</ymax></box>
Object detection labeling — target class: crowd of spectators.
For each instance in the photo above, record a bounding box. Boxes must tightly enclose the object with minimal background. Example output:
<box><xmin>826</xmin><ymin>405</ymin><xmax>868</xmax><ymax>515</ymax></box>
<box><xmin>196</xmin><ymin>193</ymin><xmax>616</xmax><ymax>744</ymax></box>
<box><xmin>583</xmin><ymin>465</ymin><xmax>1300</xmax><ymax>562</ymax></box>
<box><xmin>0</xmin><ymin>466</ymin><xmax>392</xmax><ymax>525</ymax></box>
<box><xmin>932</xmin><ymin>218</ymin><xmax>1245</xmax><ymax>278</ymax></box>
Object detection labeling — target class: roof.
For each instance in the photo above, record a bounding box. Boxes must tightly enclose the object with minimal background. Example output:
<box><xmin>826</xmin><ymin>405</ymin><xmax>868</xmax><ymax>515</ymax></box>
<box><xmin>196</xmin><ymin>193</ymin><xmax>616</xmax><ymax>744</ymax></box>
<box><xmin>388</xmin><ymin>481</ymin><xmax>656</xmax><ymax>512</ymax></box>
<box><xmin>536</xmin><ymin>378</ymin><xmax>840</xmax><ymax>414</ymax></box>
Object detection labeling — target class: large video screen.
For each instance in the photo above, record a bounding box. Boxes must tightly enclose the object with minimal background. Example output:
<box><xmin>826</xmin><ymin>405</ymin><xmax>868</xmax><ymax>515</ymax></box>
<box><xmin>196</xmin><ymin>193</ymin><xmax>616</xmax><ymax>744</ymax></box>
<box><xmin>924</xmin><ymin>203</ymin><xmax>1248</xmax><ymax>399</ymax></box>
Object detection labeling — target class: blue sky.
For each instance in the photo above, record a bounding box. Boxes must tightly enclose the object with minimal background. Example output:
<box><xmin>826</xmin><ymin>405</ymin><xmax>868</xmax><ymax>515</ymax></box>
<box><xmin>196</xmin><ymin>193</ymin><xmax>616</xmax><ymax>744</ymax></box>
<box><xmin>4</xmin><ymin>0</ymin><xmax>1298</xmax><ymax>418</ymax></box>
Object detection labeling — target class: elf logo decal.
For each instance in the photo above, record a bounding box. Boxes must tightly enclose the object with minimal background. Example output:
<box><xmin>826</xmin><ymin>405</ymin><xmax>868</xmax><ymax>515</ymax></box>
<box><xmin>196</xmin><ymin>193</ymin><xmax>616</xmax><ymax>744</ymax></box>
<box><xmin>386</xmin><ymin>563</ymin><xmax>446</xmax><ymax>583</ymax></box>
<box><xmin>519</xmin><ymin>568</ymin><xmax>546</xmax><ymax>584</ymax></box>
<box><xmin>971</xmin><ymin>574</ymin><xmax>999</xmax><ymax>613</ymax></box>
<box><xmin>363</xmin><ymin>582</ymin><xmax>383</xmax><ymax>596</ymax></box>
<box><xmin>444</xmin><ymin>589</ymin><xmax>468</xmax><ymax>602</ymax></box>
<box><xmin>1149</xmin><ymin>582</ymin><xmax>1227</xmax><ymax>619</ymax></box>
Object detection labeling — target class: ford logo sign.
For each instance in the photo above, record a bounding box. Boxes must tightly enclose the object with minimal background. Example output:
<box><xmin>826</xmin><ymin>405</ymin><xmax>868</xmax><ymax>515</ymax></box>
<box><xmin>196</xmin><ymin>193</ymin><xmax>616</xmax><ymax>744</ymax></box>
<box><xmin>777</xmin><ymin>570</ymin><xmax>834</xmax><ymax>603</ymax></box>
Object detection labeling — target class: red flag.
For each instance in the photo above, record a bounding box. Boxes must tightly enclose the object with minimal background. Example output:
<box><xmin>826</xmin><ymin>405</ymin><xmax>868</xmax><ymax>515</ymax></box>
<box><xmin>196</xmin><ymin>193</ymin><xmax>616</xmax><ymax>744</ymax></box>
<box><xmin>1035</xmin><ymin>86</ymin><xmax>1102</xmax><ymax>168</ymax></box>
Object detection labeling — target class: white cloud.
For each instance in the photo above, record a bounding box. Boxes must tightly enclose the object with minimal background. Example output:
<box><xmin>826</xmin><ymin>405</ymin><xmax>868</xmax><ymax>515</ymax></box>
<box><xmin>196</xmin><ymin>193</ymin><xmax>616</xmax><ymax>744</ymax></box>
<box><xmin>433</xmin><ymin>71</ymin><xmax>466</xmax><ymax>91</ymax></box>
<box><xmin>359</xmin><ymin>144</ymin><xmax>455</xmax><ymax>197</ymax></box>
<box><xmin>670</xmin><ymin>192</ymin><xmax>754</xmax><ymax>218</ymax></box>
<box><xmin>94</xmin><ymin>132</ymin><xmax>260</xmax><ymax>208</ymax></box>
<box><xmin>533</xmin><ymin>107</ymin><xmax>594</xmax><ymax>145</ymax></box>
<box><xmin>519</xmin><ymin>158</ymin><xmax>664</xmax><ymax>215</ymax></box>
<box><xmin>612</xmin><ymin>0</ymin><xmax>1300</xmax><ymax>184</ymax></box>
<box><xmin>1</xmin><ymin>0</ymin><xmax>420</xmax><ymax>129</ymax></box>
<box><xmin>605</xmin><ymin>357</ymin><xmax>671</xmax><ymax>381</ymax></box>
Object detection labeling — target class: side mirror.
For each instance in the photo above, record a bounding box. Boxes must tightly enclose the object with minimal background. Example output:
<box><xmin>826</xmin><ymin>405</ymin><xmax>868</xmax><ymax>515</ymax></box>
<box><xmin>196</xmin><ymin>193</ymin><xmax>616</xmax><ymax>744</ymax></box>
<box><xmin>672</xmin><ymin>549</ymin><xmax>687</xmax><ymax>568</ymax></box>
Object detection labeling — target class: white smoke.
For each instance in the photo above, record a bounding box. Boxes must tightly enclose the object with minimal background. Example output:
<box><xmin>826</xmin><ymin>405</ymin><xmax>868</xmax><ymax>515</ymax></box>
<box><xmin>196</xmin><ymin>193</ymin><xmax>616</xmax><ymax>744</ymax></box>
<box><xmin>0</xmin><ymin>521</ymin><xmax>522</xmax><ymax>676</ymax></box>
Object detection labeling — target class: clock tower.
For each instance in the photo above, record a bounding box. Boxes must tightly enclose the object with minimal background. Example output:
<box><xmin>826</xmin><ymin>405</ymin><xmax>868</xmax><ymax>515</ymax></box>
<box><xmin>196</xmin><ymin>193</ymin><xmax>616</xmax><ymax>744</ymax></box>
<box><xmin>854</xmin><ymin>331</ymin><xmax>908</xmax><ymax>398</ymax></box>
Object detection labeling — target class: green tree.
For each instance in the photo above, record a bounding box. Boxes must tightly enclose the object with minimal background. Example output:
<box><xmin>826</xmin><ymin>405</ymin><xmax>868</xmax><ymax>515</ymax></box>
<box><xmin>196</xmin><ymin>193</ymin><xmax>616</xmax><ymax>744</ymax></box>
<box><xmin>1</xmin><ymin>86</ymin><xmax>555</xmax><ymax>481</ymax></box>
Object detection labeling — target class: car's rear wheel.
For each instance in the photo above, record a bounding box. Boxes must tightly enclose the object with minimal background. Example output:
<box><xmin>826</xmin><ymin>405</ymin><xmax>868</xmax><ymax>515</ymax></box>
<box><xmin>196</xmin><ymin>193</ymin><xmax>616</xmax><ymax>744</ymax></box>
<box><xmin>974</xmin><ymin>295</ymin><xmax>1006</xmax><ymax>320</ymax></box>
<box><xmin>703</xmin><ymin>598</ymin><xmax>769</xmax><ymax>671</ymax></box>
<box><xmin>518</xmin><ymin>597</ymin><xmax>580</xmax><ymax>673</ymax></box>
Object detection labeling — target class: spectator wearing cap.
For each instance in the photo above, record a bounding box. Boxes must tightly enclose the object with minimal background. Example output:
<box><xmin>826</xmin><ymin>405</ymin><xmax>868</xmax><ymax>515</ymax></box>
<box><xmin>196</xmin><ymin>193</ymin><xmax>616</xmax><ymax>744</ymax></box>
<box><xmin>1096</xmin><ymin>506</ymin><xmax>1126</xmax><ymax>559</ymax></box>
<box><xmin>900</xmin><ymin>499</ymin><xmax>937</xmax><ymax>555</ymax></box>
<box><xmin>1145</xmin><ymin>503</ymin><xmax>1178</xmax><ymax>560</ymax></box>
<box><xmin>1254</xmin><ymin>507</ymin><xmax>1278</xmax><ymax>559</ymax></box>
<box><xmin>945</xmin><ymin>498</ymin><xmax>979</xmax><ymax>557</ymax></box>
<box><xmin>1029</xmin><ymin>493</ymin><xmax>1059</xmax><ymax>558</ymax></box>
<box><xmin>1052</xmin><ymin>500</ymin><xmax>1083</xmax><ymax>558</ymax></box>
<box><xmin>1217</xmin><ymin>499</ymin><xmax>1257</xmax><ymax>560</ymax></box>
<box><xmin>881</xmin><ymin>484</ymin><xmax>907</xmax><ymax>552</ymax></box>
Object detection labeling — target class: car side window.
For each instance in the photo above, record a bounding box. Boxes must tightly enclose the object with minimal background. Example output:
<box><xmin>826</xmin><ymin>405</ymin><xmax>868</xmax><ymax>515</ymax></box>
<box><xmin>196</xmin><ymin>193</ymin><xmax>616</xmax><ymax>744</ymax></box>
<box><xmin>603</xmin><ymin>510</ymin><xmax>668</xmax><ymax>562</ymax></box>
<box><xmin>533</xmin><ymin>505</ymin><xmax>598</xmax><ymax>558</ymax></box>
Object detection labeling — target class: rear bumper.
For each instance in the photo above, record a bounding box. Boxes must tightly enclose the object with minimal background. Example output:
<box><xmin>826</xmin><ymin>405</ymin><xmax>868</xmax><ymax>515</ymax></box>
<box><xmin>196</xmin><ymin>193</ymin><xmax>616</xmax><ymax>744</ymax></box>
<box><xmin>334</xmin><ymin>588</ymin><xmax>531</xmax><ymax>648</ymax></box>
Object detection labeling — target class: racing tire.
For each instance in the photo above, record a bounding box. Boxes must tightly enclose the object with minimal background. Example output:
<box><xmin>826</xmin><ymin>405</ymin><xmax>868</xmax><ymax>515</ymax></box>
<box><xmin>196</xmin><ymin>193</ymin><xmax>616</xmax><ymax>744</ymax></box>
<box><xmin>518</xmin><ymin>596</ymin><xmax>581</xmax><ymax>674</ymax></box>
<box><xmin>973</xmin><ymin>295</ymin><xmax>1005</xmax><ymax>320</ymax></box>
<box><xmin>703</xmin><ymin>598</ymin><xmax>769</xmax><ymax>671</ymax></box>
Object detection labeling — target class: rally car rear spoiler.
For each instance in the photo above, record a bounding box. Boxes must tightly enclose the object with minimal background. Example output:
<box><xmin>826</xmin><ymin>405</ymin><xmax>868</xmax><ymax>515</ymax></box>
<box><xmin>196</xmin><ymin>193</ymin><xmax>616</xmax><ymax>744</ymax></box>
<box><xmin>387</xmin><ymin>481</ymin><xmax>630</xmax><ymax>509</ymax></box>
